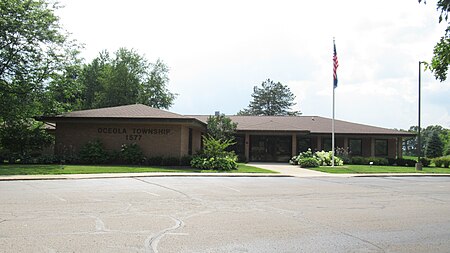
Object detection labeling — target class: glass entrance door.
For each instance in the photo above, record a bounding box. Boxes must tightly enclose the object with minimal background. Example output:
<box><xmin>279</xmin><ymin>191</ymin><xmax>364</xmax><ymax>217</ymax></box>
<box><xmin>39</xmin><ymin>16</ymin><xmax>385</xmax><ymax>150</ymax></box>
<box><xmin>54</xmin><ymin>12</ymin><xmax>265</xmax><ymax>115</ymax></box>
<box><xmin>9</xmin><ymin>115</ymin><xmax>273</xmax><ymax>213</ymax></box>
<box><xmin>250</xmin><ymin>135</ymin><xmax>291</xmax><ymax>162</ymax></box>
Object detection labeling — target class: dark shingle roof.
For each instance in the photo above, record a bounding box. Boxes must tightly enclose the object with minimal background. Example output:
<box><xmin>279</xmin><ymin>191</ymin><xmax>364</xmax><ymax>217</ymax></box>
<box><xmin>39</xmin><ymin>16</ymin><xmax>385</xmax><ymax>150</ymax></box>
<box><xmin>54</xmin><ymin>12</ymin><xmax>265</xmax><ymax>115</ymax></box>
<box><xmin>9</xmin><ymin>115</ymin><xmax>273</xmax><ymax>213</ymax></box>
<box><xmin>57</xmin><ymin>104</ymin><xmax>187</xmax><ymax>119</ymax></box>
<box><xmin>38</xmin><ymin>104</ymin><xmax>413</xmax><ymax>136</ymax></box>
<box><xmin>190</xmin><ymin>115</ymin><xmax>413</xmax><ymax>136</ymax></box>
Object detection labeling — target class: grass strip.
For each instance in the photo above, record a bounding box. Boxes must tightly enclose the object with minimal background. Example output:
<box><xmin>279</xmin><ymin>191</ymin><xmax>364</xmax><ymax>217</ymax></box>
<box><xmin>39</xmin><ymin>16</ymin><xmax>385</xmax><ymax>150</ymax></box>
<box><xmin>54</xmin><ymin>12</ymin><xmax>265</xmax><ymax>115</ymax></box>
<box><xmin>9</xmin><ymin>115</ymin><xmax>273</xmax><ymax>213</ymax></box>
<box><xmin>0</xmin><ymin>163</ymin><xmax>276</xmax><ymax>175</ymax></box>
<box><xmin>308</xmin><ymin>164</ymin><xmax>450</xmax><ymax>174</ymax></box>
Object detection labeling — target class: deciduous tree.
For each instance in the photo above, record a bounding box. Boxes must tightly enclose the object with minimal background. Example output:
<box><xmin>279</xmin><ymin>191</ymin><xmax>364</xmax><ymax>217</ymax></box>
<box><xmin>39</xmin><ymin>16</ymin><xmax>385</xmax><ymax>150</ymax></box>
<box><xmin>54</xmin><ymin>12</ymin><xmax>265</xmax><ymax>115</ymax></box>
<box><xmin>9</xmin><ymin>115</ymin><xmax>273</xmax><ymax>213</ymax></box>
<box><xmin>419</xmin><ymin>0</ymin><xmax>450</xmax><ymax>81</ymax></box>
<box><xmin>79</xmin><ymin>48</ymin><xmax>176</xmax><ymax>109</ymax></box>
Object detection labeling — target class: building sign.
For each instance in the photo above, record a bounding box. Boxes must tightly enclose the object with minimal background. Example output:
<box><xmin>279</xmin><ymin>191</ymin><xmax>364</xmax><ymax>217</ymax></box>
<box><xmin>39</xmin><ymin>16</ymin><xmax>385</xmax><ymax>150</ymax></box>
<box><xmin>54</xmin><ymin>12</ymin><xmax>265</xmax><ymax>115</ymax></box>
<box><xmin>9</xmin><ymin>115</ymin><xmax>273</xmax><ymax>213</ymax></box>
<box><xmin>97</xmin><ymin>127</ymin><xmax>172</xmax><ymax>141</ymax></box>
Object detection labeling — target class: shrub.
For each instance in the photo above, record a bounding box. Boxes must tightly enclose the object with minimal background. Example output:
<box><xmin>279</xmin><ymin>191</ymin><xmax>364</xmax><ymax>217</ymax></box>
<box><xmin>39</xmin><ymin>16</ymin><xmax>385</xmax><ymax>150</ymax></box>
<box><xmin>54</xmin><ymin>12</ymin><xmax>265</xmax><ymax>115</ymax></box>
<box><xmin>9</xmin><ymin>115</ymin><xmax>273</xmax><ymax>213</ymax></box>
<box><xmin>420</xmin><ymin>157</ymin><xmax>431</xmax><ymax>167</ymax></box>
<box><xmin>433</xmin><ymin>157</ymin><xmax>444</xmax><ymax>167</ymax></box>
<box><xmin>162</xmin><ymin>157</ymin><xmax>180</xmax><ymax>166</ymax></box>
<box><xmin>78</xmin><ymin>140</ymin><xmax>109</xmax><ymax>164</ymax></box>
<box><xmin>444</xmin><ymin>158</ymin><xmax>450</xmax><ymax>168</ymax></box>
<box><xmin>190</xmin><ymin>135</ymin><xmax>238</xmax><ymax>171</ymax></box>
<box><xmin>298</xmin><ymin>148</ymin><xmax>314</xmax><ymax>159</ymax></box>
<box><xmin>351</xmin><ymin>156</ymin><xmax>366</xmax><ymax>165</ymax></box>
<box><xmin>147</xmin><ymin>156</ymin><xmax>163</xmax><ymax>166</ymax></box>
<box><xmin>387</xmin><ymin>158</ymin><xmax>397</xmax><ymax>166</ymax></box>
<box><xmin>435</xmin><ymin>157</ymin><xmax>450</xmax><ymax>168</ymax></box>
<box><xmin>367</xmin><ymin>157</ymin><xmax>389</xmax><ymax>166</ymax></box>
<box><xmin>289</xmin><ymin>155</ymin><xmax>299</xmax><ymax>165</ymax></box>
<box><xmin>120</xmin><ymin>143</ymin><xmax>145</xmax><ymax>164</ymax></box>
<box><xmin>395</xmin><ymin>158</ymin><xmax>416</xmax><ymax>167</ymax></box>
<box><xmin>190</xmin><ymin>155</ymin><xmax>238</xmax><ymax>170</ymax></box>
<box><xmin>180</xmin><ymin>155</ymin><xmax>192</xmax><ymax>166</ymax></box>
<box><xmin>298</xmin><ymin>157</ymin><xmax>320</xmax><ymax>168</ymax></box>
<box><xmin>335</xmin><ymin>147</ymin><xmax>351</xmax><ymax>164</ymax></box>
<box><xmin>314</xmin><ymin>150</ymin><xmax>343</xmax><ymax>166</ymax></box>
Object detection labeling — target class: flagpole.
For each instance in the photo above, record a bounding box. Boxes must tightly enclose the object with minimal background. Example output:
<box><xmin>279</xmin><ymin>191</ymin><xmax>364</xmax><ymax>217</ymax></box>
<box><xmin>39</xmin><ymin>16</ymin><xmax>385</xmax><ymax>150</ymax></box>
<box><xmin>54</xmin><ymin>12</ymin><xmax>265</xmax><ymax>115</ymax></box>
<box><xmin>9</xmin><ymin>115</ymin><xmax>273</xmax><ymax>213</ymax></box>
<box><xmin>332</xmin><ymin>77</ymin><xmax>335</xmax><ymax>167</ymax></box>
<box><xmin>332</xmin><ymin>38</ymin><xmax>336</xmax><ymax>167</ymax></box>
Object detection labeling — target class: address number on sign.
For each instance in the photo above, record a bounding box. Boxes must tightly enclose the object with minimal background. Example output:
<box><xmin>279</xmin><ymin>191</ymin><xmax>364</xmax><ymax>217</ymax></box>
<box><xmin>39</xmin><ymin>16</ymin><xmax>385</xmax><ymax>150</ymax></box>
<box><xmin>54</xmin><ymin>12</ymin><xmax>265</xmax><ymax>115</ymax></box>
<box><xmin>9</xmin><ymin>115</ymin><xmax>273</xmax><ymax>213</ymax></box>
<box><xmin>125</xmin><ymin>135</ymin><xmax>142</xmax><ymax>141</ymax></box>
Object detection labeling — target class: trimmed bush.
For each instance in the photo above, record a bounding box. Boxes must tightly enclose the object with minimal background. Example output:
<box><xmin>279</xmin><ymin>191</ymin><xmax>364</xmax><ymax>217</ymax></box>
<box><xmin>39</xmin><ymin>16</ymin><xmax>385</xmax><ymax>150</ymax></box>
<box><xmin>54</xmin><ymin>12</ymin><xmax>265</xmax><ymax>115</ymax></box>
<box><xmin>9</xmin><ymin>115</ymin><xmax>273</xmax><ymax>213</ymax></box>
<box><xmin>351</xmin><ymin>156</ymin><xmax>367</xmax><ymax>165</ymax></box>
<box><xmin>434</xmin><ymin>157</ymin><xmax>450</xmax><ymax>168</ymax></box>
<box><xmin>315</xmin><ymin>150</ymin><xmax>344</xmax><ymax>166</ymax></box>
<box><xmin>190</xmin><ymin>155</ymin><xmax>238</xmax><ymax>170</ymax></box>
<box><xmin>78</xmin><ymin>140</ymin><xmax>109</xmax><ymax>164</ymax></box>
<box><xmin>289</xmin><ymin>155</ymin><xmax>299</xmax><ymax>165</ymax></box>
<box><xmin>445</xmin><ymin>158</ymin><xmax>450</xmax><ymax>168</ymax></box>
<box><xmin>420</xmin><ymin>157</ymin><xmax>431</xmax><ymax>167</ymax></box>
<box><xmin>298</xmin><ymin>157</ymin><xmax>320</xmax><ymax>168</ymax></box>
<box><xmin>147</xmin><ymin>156</ymin><xmax>163</xmax><ymax>166</ymax></box>
<box><xmin>162</xmin><ymin>157</ymin><xmax>180</xmax><ymax>166</ymax></box>
<box><xmin>367</xmin><ymin>157</ymin><xmax>389</xmax><ymax>166</ymax></box>
<box><xmin>395</xmin><ymin>158</ymin><xmax>416</xmax><ymax>167</ymax></box>
<box><xmin>190</xmin><ymin>135</ymin><xmax>238</xmax><ymax>171</ymax></box>
<box><xmin>120</xmin><ymin>143</ymin><xmax>145</xmax><ymax>164</ymax></box>
<box><xmin>180</xmin><ymin>155</ymin><xmax>192</xmax><ymax>166</ymax></box>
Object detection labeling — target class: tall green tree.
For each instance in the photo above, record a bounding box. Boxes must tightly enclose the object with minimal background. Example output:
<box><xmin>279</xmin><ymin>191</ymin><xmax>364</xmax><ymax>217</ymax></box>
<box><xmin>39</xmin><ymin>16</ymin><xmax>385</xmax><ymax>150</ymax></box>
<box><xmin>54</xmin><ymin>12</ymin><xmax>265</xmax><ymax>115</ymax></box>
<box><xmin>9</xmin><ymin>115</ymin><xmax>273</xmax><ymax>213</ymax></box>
<box><xmin>419</xmin><ymin>0</ymin><xmax>450</xmax><ymax>81</ymax></box>
<box><xmin>207</xmin><ymin>114</ymin><xmax>237</xmax><ymax>141</ymax></box>
<box><xmin>80</xmin><ymin>48</ymin><xmax>176</xmax><ymax>110</ymax></box>
<box><xmin>238</xmin><ymin>79</ymin><xmax>300</xmax><ymax>116</ymax></box>
<box><xmin>0</xmin><ymin>0</ymin><xmax>80</xmax><ymax>158</ymax></box>
<box><xmin>425</xmin><ymin>130</ymin><xmax>444</xmax><ymax>158</ymax></box>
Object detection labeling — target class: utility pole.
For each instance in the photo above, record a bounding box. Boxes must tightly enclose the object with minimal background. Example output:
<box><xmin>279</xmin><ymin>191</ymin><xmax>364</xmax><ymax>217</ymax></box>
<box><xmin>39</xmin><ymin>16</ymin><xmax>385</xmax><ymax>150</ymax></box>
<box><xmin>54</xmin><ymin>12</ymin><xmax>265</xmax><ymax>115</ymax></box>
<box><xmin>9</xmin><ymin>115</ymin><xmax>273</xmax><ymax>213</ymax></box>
<box><xmin>416</xmin><ymin>61</ymin><xmax>423</xmax><ymax>171</ymax></box>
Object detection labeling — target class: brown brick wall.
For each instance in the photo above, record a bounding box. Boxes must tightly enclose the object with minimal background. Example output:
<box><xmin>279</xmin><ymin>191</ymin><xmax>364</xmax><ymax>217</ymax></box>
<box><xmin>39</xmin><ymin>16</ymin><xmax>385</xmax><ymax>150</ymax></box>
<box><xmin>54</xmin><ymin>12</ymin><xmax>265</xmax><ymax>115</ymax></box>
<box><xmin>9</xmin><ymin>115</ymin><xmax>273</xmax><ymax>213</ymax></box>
<box><xmin>388</xmin><ymin>138</ymin><xmax>397</xmax><ymax>158</ymax></box>
<box><xmin>55</xmin><ymin>122</ymin><xmax>201</xmax><ymax>158</ymax></box>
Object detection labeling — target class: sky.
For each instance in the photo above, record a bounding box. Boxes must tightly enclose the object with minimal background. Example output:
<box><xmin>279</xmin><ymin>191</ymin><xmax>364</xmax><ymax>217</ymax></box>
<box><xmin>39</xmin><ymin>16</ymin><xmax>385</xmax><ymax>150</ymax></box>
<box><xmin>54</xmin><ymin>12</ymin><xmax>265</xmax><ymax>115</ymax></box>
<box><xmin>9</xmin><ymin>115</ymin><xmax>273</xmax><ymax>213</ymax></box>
<box><xmin>56</xmin><ymin>0</ymin><xmax>450</xmax><ymax>130</ymax></box>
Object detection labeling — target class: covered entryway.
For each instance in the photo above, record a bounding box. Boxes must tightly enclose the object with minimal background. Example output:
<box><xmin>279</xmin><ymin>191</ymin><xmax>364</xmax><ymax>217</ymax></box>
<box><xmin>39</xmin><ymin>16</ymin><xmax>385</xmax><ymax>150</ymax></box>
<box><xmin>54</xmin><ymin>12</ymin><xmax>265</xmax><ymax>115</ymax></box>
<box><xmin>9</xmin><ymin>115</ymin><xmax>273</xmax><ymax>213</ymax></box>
<box><xmin>250</xmin><ymin>135</ymin><xmax>292</xmax><ymax>162</ymax></box>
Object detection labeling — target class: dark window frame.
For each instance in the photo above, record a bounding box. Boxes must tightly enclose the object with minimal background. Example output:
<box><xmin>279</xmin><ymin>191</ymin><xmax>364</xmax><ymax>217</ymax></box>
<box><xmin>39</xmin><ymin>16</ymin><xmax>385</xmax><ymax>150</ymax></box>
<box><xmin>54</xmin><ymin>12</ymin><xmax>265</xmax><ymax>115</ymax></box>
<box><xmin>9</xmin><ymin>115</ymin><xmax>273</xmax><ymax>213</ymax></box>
<box><xmin>349</xmin><ymin>138</ymin><xmax>362</xmax><ymax>156</ymax></box>
<box><xmin>322</xmin><ymin>138</ymin><xmax>332</xmax><ymax>151</ymax></box>
<box><xmin>375</xmin><ymin>139</ymin><xmax>388</xmax><ymax>156</ymax></box>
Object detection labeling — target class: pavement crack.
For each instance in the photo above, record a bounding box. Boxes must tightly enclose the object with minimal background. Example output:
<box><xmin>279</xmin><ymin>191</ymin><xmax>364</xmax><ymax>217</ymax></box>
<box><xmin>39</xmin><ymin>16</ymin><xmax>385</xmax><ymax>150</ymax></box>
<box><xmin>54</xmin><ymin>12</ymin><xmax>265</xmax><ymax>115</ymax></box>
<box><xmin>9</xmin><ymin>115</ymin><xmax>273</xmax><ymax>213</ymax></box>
<box><xmin>133</xmin><ymin>178</ymin><xmax>197</xmax><ymax>200</ymax></box>
<box><xmin>144</xmin><ymin>216</ymin><xmax>184</xmax><ymax>253</ymax></box>
<box><xmin>339</xmin><ymin>230</ymin><xmax>386</xmax><ymax>252</ymax></box>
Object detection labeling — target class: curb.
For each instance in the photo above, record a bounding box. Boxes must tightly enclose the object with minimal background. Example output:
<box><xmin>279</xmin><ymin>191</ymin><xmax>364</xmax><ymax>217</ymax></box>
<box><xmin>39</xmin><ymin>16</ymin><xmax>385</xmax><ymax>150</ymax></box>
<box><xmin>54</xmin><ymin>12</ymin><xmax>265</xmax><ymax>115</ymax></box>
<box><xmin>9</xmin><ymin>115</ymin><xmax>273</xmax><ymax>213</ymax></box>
<box><xmin>351</xmin><ymin>174</ymin><xmax>450</xmax><ymax>178</ymax></box>
<box><xmin>0</xmin><ymin>173</ymin><xmax>291</xmax><ymax>181</ymax></box>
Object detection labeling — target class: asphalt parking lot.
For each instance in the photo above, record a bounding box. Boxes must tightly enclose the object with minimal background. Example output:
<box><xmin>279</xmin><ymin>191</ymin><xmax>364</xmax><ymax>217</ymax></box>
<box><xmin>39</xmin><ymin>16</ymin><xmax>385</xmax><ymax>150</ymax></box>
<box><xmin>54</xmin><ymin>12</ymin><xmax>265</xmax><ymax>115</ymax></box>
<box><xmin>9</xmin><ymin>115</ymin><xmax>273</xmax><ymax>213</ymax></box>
<box><xmin>1</xmin><ymin>176</ymin><xmax>450</xmax><ymax>253</ymax></box>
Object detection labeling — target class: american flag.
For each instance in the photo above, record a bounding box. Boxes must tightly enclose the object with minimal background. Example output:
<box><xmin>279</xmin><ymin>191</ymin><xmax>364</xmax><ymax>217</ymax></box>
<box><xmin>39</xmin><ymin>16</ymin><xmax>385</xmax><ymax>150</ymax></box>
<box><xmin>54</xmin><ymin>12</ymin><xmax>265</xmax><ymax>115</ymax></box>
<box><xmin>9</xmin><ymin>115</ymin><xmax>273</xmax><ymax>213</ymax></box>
<box><xmin>333</xmin><ymin>41</ymin><xmax>339</xmax><ymax>88</ymax></box>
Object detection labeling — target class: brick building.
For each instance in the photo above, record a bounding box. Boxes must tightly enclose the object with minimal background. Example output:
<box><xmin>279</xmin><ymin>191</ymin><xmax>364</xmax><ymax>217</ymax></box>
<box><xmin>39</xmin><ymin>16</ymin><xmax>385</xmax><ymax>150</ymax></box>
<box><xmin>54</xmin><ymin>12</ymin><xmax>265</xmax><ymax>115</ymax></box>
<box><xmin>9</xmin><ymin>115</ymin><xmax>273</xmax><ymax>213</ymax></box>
<box><xmin>39</xmin><ymin>104</ymin><xmax>414</xmax><ymax>162</ymax></box>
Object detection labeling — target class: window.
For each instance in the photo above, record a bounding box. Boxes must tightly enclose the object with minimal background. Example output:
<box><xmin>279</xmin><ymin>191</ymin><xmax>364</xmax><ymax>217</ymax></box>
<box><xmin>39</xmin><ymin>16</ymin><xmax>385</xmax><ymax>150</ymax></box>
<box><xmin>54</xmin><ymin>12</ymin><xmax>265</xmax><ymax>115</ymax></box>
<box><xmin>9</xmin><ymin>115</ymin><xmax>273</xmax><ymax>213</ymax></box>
<box><xmin>375</xmin><ymin>139</ymin><xmax>388</xmax><ymax>156</ymax></box>
<box><xmin>322</xmin><ymin>138</ymin><xmax>332</xmax><ymax>151</ymax></box>
<box><xmin>349</xmin><ymin>139</ymin><xmax>362</xmax><ymax>156</ymax></box>
<box><xmin>297</xmin><ymin>138</ymin><xmax>311</xmax><ymax>153</ymax></box>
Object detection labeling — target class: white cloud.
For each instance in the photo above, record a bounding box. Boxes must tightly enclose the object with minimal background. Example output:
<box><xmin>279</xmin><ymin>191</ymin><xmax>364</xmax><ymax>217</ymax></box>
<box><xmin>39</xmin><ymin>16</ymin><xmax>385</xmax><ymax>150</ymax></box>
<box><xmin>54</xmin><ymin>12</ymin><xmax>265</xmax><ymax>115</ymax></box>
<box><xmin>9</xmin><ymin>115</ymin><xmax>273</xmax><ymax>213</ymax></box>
<box><xmin>57</xmin><ymin>0</ymin><xmax>450</xmax><ymax>129</ymax></box>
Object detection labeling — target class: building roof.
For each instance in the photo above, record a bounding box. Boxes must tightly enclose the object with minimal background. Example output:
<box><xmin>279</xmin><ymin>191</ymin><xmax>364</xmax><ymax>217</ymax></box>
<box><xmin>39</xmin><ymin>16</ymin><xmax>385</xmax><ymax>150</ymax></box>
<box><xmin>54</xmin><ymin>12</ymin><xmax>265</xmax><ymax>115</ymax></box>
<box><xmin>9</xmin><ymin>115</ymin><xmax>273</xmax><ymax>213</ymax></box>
<box><xmin>38</xmin><ymin>104</ymin><xmax>206</xmax><ymax>127</ymax></box>
<box><xmin>52</xmin><ymin>104</ymin><xmax>188</xmax><ymax>119</ymax></box>
<box><xmin>38</xmin><ymin>104</ymin><xmax>413</xmax><ymax>136</ymax></box>
<box><xmin>190</xmin><ymin>115</ymin><xmax>414</xmax><ymax>136</ymax></box>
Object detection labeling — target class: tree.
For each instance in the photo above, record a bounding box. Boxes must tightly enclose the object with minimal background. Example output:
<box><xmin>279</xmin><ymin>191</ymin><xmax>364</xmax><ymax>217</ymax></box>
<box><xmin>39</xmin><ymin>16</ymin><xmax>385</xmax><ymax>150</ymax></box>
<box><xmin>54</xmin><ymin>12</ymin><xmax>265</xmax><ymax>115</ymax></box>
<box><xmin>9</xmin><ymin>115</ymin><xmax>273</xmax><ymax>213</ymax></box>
<box><xmin>79</xmin><ymin>48</ymin><xmax>176</xmax><ymax>110</ymax></box>
<box><xmin>0</xmin><ymin>0</ymin><xmax>79</xmax><ymax>158</ymax></box>
<box><xmin>419</xmin><ymin>0</ymin><xmax>450</xmax><ymax>81</ymax></box>
<box><xmin>425</xmin><ymin>130</ymin><xmax>444</xmax><ymax>158</ymax></box>
<box><xmin>206</xmin><ymin>114</ymin><xmax>237</xmax><ymax>141</ymax></box>
<box><xmin>238</xmin><ymin>79</ymin><xmax>300</xmax><ymax>116</ymax></box>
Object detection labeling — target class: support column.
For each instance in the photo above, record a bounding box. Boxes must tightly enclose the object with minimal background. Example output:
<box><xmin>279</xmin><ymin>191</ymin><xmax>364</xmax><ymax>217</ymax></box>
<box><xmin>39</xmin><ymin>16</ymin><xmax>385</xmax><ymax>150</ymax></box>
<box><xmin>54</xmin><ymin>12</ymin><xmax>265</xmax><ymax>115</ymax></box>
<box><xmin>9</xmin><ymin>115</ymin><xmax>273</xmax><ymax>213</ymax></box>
<box><xmin>291</xmin><ymin>134</ymin><xmax>297</xmax><ymax>157</ymax></box>
<box><xmin>397</xmin><ymin>137</ymin><xmax>403</xmax><ymax>158</ymax></box>
<box><xmin>245</xmin><ymin>133</ymin><xmax>250</xmax><ymax>162</ymax></box>
<box><xmin>316</xmin><ymin>137</ymin><xmax>322</xmax><ymax>151</ymax></box>
<box><xmin>370</xmin><ymin>137</ymin><xmax>375</xmax><ymax>157</ymax></box>
<box><xmin>343</xmin><ymin>137</ymin><xmax>349</xmax><ymax>150</ymax></box>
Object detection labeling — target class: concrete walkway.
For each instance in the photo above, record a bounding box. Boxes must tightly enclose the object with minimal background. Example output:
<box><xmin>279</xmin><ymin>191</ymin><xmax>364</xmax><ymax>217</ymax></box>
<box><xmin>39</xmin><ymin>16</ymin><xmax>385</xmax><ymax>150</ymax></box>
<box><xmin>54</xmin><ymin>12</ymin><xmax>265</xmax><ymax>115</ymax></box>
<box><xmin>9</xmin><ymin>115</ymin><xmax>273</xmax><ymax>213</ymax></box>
<box><xmin>248</xmin><ymin>162</ymin><xmax>338</xmax><ymax>177</ymax></box>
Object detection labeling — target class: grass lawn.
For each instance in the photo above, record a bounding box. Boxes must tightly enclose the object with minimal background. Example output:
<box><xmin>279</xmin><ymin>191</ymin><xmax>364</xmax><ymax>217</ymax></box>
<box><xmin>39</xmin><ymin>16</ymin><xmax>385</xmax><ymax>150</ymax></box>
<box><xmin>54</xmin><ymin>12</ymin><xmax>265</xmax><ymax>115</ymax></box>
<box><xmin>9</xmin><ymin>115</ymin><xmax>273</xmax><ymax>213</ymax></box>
<box><xmin>308</xmin><ymin>164</ymin><xmax>450</xmax><ymax>174</ymax></box>
<box><xmin>0</xmin><ymin>163</ymin><xmax>276</xmax><ymax>176</ymax></box>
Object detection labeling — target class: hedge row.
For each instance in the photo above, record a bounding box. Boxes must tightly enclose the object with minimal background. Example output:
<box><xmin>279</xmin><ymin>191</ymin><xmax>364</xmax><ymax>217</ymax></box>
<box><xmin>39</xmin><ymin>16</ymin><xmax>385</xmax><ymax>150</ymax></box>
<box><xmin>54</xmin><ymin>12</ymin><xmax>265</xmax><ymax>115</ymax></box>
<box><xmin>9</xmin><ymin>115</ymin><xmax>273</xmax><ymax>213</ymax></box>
<box><xmin>433</xmin><ymin>157</ymin><xmax>450</xmax><ymax>168</ymax></box>
<box><xmin>1</xmin><ymin>140</ymin><xmax>192</xmax><ymax>166</ymax></box>
<box><xmin>348</xmin><ymin>157</ymin><xmax>431</xmax><ymax>167</ymax></box>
